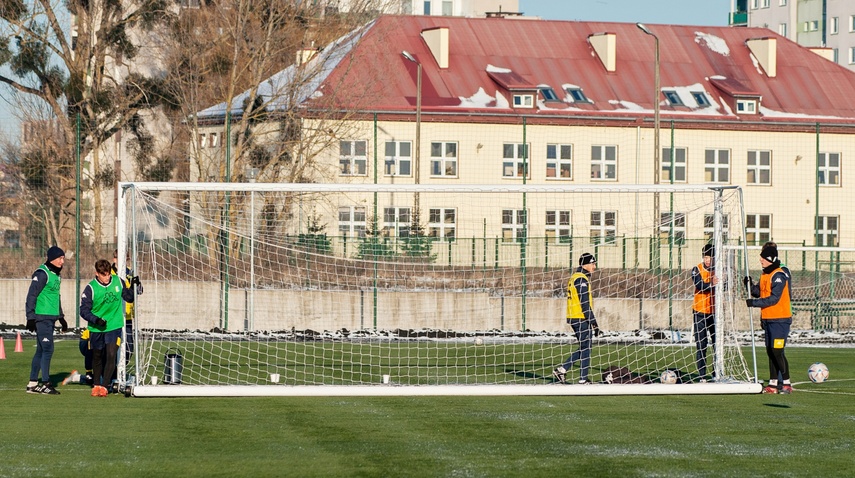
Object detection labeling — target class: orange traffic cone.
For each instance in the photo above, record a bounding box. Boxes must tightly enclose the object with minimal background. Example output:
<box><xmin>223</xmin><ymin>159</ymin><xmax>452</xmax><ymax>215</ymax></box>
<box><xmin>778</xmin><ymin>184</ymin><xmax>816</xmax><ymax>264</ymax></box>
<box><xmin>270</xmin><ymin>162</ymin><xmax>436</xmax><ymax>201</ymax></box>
<box><xmin>14</xmin><ymin>333</ymin><xmax>24</xmax><ymax>353</ymax></box>
<box><xmin>0</xmin><ymin>337</ymin><xmax>6</xmax><ymax>359</ymax></box>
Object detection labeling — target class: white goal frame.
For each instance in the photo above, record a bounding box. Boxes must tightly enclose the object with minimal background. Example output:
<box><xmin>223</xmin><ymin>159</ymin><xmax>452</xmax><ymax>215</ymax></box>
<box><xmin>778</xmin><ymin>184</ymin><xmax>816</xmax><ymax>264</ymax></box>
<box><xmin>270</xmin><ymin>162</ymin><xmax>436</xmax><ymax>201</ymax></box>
<box><xmin>117</xmin><ymin>182</ymin><xmax>761</xmax><ymax>397</ymax></box>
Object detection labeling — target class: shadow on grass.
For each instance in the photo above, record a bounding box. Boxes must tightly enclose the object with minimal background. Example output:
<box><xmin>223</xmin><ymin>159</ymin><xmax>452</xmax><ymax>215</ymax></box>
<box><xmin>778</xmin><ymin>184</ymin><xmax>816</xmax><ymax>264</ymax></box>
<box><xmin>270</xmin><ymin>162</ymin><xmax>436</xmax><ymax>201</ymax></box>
<box><xmin>763</xmin><ymin>403</ymin><xmax>791</xmax><ymax>408</ymax></box>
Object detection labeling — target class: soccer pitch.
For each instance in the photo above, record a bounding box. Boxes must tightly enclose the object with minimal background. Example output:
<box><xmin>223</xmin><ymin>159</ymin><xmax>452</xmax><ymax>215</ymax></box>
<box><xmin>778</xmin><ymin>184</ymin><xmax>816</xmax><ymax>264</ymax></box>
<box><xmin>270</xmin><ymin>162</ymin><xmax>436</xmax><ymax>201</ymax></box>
<box><xmin>0</xmin><ymin>339</ymin><xmax>852</xmax><ymax>477</ymax></box>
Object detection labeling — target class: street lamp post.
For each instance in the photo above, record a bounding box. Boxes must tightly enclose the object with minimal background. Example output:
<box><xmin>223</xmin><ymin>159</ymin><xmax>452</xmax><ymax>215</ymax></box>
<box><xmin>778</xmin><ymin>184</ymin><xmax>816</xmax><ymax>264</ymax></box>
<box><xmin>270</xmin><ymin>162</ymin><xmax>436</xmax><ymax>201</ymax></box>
<box><xmin>637</xmin><ymin>23</ymin><xmax>661</xmax><ymax>264</ymax></box>
<box><xmin>401</xmin><ymin>50</ymin><xmax>422</xmax><ymax>212</ymax></box>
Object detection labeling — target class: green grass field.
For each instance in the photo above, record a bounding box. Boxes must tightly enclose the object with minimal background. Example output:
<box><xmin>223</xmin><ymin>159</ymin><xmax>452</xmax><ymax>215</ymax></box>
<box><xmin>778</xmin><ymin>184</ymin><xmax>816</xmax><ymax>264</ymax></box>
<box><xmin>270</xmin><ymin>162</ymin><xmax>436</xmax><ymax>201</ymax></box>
<box><xmin>1</xmin><ymin>339</ymin><xmax>852</xmax><ymax>477</ymax></box>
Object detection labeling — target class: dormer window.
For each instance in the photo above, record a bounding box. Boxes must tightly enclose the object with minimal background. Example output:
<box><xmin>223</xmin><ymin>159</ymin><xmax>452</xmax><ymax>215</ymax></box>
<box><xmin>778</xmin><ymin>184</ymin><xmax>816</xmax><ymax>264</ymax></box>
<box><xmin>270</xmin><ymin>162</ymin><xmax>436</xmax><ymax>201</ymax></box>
<box><xmin>663</xmin><ymin>90</ymin><xmax>683</xmax><ymax>106</ymax></box>
<box><xmin>692</xmin><ymin>92</ymin><xmax>710</xmax><ymax>107</ymax></box>
<box><xmin>539</xmin><ymin>86</ymin><xmax>559</xmax><ymax>101</ymax></box>
<box><xmin>736</xmin><ymin>99</ymin><xmax>757</xmax><ymax>114</ymax></box>
<box><xmin>513</xmin><ymin>94</ymin><xmax>535</xmax><ymax>108</ymax></box>
<box><xmin>564</xmin><ymin>86</ymin><xmax>591</xmax><ymax>103</ymax></box>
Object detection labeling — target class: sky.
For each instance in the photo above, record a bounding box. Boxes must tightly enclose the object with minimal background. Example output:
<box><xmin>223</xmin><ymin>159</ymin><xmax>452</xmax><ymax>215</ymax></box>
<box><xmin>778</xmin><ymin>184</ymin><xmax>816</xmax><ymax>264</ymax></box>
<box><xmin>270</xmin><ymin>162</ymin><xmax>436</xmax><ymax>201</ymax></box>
<box><xmin>517</xmin><ymin>0</ymin><xmax>731</xmax><ymax>26</ymax></box>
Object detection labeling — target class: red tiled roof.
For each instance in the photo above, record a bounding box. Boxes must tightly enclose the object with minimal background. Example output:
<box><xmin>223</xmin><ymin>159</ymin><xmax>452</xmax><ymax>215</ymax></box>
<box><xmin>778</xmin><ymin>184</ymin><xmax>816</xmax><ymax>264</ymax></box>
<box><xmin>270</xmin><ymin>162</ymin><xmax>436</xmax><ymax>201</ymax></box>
<box><xmin>307</xmin><ymin>15</ymin><xmax>855</xmax><ymax>123</ymax></box>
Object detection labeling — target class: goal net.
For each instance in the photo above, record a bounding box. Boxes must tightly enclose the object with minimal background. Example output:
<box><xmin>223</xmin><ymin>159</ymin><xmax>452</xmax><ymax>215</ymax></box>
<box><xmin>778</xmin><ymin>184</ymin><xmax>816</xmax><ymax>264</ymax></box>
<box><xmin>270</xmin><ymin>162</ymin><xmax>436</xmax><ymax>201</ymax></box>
<box><xmin>117</xmin><ymin>182</ymin><xmax>759</xmax><ymax>396</ymax></box>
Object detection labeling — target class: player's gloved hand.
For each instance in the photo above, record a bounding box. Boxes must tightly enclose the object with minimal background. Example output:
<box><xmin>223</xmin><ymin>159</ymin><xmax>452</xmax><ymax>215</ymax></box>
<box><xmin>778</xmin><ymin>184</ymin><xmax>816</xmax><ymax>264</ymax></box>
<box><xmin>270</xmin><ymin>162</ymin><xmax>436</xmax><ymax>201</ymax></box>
<box><xmin>26</xmin><ymin>319</ymin><xmax>36</xmax><ymax>332</ymax></box>
<box><xmin>58</xmin><ymin>316</ymin><xmax>68</xmax><ymax>332</ymax></box>
<box><xmin>745</xmin><ymin>299</ymin><xmax>755</xmax><ymax>308</ymax></box>
<box><xmin>131</xmin><ymin>276</ymin><xmax>143</xmax><ymax>295</ymax></box>
<box><xmin>92</xmin><ymin>317</ymin><xmax>108</xmax><ymax>328</ymax></box>
<box><xmin>592</xmin><ymin>320</ymin><xmax>602</xmax><ymax>337</ymax></box>
<box><xmin>742</xmin><ymin>276</ymin><xmax>753</xmax><ymax>289</ymax></box>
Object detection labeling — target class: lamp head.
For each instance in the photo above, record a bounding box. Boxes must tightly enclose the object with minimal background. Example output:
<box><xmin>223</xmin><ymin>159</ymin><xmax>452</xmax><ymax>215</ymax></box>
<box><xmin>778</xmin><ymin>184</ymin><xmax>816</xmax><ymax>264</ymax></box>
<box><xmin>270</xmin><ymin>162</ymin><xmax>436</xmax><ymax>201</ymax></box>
<box><xmin>401</xmin><ymin>50</ymin><xmax>417</xmax><ymax>63</ymax></box>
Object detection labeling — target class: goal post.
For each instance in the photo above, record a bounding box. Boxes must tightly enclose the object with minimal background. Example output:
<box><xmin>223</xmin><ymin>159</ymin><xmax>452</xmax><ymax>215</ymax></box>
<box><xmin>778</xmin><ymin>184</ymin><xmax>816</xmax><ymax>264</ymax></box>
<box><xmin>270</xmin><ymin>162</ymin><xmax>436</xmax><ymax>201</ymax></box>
<box><xmin>117</xmin><ymin>182</ymin><xmax>760</xmax><ymax>396</ymax></box>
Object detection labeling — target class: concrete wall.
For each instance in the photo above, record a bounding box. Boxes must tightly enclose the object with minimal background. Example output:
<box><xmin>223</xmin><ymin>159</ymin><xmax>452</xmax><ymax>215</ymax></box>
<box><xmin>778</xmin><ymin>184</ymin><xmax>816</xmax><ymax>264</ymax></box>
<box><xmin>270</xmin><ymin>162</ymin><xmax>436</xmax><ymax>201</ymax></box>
<box><xmin>4</xmin><ymin>279</ymin><xmax>814</xmax><ymax>332</ymax></box>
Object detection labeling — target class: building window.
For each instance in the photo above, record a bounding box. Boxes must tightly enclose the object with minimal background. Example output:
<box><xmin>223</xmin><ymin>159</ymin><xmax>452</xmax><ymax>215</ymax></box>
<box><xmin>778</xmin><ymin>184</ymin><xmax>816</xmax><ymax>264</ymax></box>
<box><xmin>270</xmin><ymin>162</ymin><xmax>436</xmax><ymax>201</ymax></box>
<box><xmin>850</xmin><ymin>47</ymin><xmax>855</xmax><ymax>65</ymax></box>
<box><xmin>339</xmin><ymin>206</ymin><xmax>366</xmax><ymax>238</ymax></box>
<box><xmin>502</xmin><ymin>143</ymin><xmax>530</xmax><ymax>178</ymax></box>
<box><xmin>430</xmin><ymin>141</ymin><xmax>458</xmax><ymax>177</ymax></box>
<box><xmin>704</xmin><ymin>149</ymin><xmax>730</xmax><ymax>183</ymax></box>
<box><xmin>778</xmin><ymin>23</ymin><xmax>787</xmax><ymax>37</ymax></box>
<box><xmin>761</xmin><ymin>0</ymin><xmax>770</xmax><ymax>7</ymax></box>
<box><xmin>402</xmin><ymin>0</ymin><xmax>412</xmax><ymax>14</ymax></box>
<box><xmin>564</xmin><ymin>86</ymin><xmax>591</xmax><ymax>103</ymax></box>
<box><xmin>816</xmin><ymin>216</ymin><xmax>839</xmax><ymax>246</ymax></box>
<box><xmin>751</xmin><ymin>0</ymin><xmax>758</xmax><ymax>9</ymax></box>
<box><xmin>591</xmin><ymin>145</ymin><xmax>617</xmax><ymax>180</ymax></box>
<box><xmin>539</xmin><ymin>86</ymin><xmax>559</xmax><ymax>101</ymax></box>
<box><xmin>441</xmin><ymin>0</ymin><xmax>452</xmax><ymax>15</ymax></box>
<box><xmin>747</xmin><ymin>150</ymin><xmax>772</xmax><ymax>185</ymax></box>
<box><xmin>384</xmin><ymin>141</ymin><xmax>412</xmax><ymax>176</ymax></box>
<box><xmin>545</xmin><ymin>210</ymin><xmax>572</xmax><ymax>244</ymax></box>
<box><xmin>745</xmin><ymin>214</ymin><xmax>771</xmax><ymax>245</ymax></box>
<box><xmin>383</xmin><ymin>207</ymin><xmax>411</xmax><ymax>238</ymax></box>
<box><xmin>661</xmin><ymin>147</ymin><xmax>687</xmax><ymax>183</ymax></box>
<box><xmin>339</xmin><ymin>140</ymin><xmax>367</xmax><ymax>176</ymax></box>
<box><xmin>428</xmin><ymin>208</ymin><xmax>456</xmax><ymax>241</ymax></box>
<box><xmin>692</xmin><ymin>92</ymin><xmax>710</xmax><ymax>107</ymax></box>
<box><xmin>428</xmin><ymin>208</ymin><xmax>457</xmax><ymax>241</ymax></box>
<box><xmin>830</xmin><ymin>17</ymin><xmax>839</xmax><ymax>35</ymax></box>
<box><xmin>199</xmin><ymin>133</ymin><xmax>207</xmax><ymax>148</ymax></box>
<box><xmin>423</xmin><ymin>0</ymin><xmax>431</xmax><ymax>15</ymax></box>
<box><xmin>833</xmin><ymin>48</ymin><xmax>839</xmax><ymax>63</ymax></box>
<box><xmin>736</xmin><ymin>99</ymin><xmax>757</xmax><ymax>114</ymax></box>
<box><xmin>851</xmin><ymin>15</ymin><xmax>855</xmax><ymax>32</ymax></box>
<box><xmin>818</xmin><ymin>152</ymin><xmax>841</xmax><ymax>186</ymax></box>
<box><xmin>513</xmin><ymin>94</ymin><xmax>534</xmax><ymax>108</ymax></box>
<box><xmin>804</xmin><ymin>20</ymin><xmax>819</xmax><ymax>32</ymax></box>
<box><xmin>546</xmin><ymin>144</ymin><xmax>573</xmax><ymax>179</ymax></box>
<box><xmin>663</xmin><ymin>90</ymin><xmax>683</xmax><ymax>106</ymax></box>
<box><xmin>590</xmin><ymin>210</ymin><xmax>617</xmax><ymax>245</ymax></box>
<box><xmin>502</xmin><ymin>209</ymin><xmax>527</xmax><ymax>243</ymax></box>
<box><xmin>659</xmin><ymin>212</ymin><xmax>686</xmax><ymax>245</ymax></box>
<box><xmin>779</xmin><ymin>0</ymin><xmax>786</xmax><ymax>5</ymax></box>
<box><xmin>703</xmin><ymin>214</ymin><xmax>730</xmax><ymax>242</ymax></box>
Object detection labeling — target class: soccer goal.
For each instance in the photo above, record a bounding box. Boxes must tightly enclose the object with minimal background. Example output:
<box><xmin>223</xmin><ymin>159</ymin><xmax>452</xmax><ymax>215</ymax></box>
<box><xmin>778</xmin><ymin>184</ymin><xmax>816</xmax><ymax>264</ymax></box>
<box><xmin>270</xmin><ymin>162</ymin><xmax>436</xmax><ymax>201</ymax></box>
<box><xmin>116</xmin><ymin>182</ymin><xmax>760</xmax><ymax>397</ymax></box>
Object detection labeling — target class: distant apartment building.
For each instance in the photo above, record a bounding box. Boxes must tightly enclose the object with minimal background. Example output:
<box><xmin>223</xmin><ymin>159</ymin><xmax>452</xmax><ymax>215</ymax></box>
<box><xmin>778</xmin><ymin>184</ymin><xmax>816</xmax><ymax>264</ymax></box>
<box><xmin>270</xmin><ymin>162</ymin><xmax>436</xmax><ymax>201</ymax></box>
<box><xmin>194</xmin><ymin>16</ymin><xmax>855</xmax><ymax>257</ymax></box>
<box><xmin>731</xmin><ymin>0</ymin><xmax>855</xmax><ymax>71</ymax></box>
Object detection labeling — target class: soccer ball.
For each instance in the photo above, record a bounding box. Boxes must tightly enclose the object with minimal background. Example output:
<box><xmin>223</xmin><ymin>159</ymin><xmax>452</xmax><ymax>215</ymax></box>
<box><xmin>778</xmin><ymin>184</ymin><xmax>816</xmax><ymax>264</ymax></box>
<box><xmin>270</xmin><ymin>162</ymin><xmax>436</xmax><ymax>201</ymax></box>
<box><xmin>808</xmin><ymin>362</ymin><xmax>829</xmax><ymax>383</ymax></box>
<box><xmin>474</xmin><ymin>337</ymin><xmax>484</xmax><ymax>345</ymax></box>
<box><xmin>660</xmin><ymin>370</ymin><xmax>678</xmax><ymax>384</ymax></box>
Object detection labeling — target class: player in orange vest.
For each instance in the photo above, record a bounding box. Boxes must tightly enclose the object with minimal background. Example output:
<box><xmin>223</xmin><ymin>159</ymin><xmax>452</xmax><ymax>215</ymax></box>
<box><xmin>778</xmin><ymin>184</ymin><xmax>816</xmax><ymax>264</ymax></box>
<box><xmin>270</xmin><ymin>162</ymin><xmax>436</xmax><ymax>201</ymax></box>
<box><xmin>745</xmin><ymin>243</ymin><xmax>793</xmax><ymax>394</ymax></box>
<box><xmin>691</xmin><ymin>244</ymin><xmax>718</xmax><ymax>382</ymax></box>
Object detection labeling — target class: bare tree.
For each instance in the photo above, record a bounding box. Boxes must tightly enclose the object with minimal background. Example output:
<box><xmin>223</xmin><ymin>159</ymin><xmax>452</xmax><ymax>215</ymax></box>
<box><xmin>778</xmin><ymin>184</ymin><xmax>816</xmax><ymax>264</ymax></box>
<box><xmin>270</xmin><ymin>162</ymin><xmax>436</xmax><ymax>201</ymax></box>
<box><xmin>0</xmin><ymin>0</ymin><xmax>177</xmax><ymax>247</ymax></box>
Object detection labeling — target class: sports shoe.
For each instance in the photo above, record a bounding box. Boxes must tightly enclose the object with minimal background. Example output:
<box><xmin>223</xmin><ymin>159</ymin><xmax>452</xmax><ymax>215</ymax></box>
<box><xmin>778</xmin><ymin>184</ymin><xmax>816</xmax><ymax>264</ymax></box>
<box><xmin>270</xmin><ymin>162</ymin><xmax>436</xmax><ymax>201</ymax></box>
<box><xmin>578</xmin><ymin>379</ymin><xmax>591</xmax><ymax>385</ymax></box>
<box><xmin>62</xmin><ymin>370</ymin><xmax>80</xmax><ymax>386</ymax></box>
<box><xmin>91</xmin><ymin>385</ymin><xmax>108</xmax><ymax>397</ymax></box>
<box><xmin>762</xmin><ymin>385</ymin><xmax>778</xmax><ymax>394</ymax></box>
<box><xmin>83</xmin><ymin>373</ymin><xmax>94</xmax><ymax>386</ymax></box>
<box><xmin>780</xmin><ymin>385</ymin><xmax>793</xmax><ymax>394</ymax></box>
<box><xmin>552</xmin><ymin>367</ymin><xmax>567</xmax><ymax>384</ymax></box>
<box><xmin>39</xmin><ymin>383</ymin><xmax>60</xmax><ymax>395</ymax></box>
<box><xmin>26</xmin><ymin>383</ymin><xmax>40</xmax><ymax>394</ymax></box>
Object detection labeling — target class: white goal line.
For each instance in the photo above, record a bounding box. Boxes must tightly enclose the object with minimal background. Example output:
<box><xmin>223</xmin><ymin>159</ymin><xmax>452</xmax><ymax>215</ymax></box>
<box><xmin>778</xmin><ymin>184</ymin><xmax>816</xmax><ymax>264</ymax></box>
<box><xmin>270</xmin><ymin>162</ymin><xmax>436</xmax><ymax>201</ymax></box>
<box><xmin>131</xmin><ymin>383</ymin><xmax>763</xmax><ymax>398</ymax></box>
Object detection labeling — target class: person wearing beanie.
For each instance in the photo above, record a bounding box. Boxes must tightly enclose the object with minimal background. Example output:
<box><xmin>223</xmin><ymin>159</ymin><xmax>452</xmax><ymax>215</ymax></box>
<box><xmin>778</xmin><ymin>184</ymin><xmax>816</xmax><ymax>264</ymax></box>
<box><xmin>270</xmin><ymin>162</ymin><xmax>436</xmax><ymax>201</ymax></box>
<box><xmin>553</xmin><ymin>253</ymin><xmax>600</xmax><ymax>385</ymax></box>
<box><xmin>691</xmin><ymin>244</ymin><xmax>718</xmax><ymax>381</ymax></box>
<box><xmin>25</xmin><ymin>246</ymin><xmax>69</xmax><ymax>395</ymax></box>
<box><xmin>744</xmin><ymin>242</ymin><xmax>793</xmax><ymax>394</ymax></box>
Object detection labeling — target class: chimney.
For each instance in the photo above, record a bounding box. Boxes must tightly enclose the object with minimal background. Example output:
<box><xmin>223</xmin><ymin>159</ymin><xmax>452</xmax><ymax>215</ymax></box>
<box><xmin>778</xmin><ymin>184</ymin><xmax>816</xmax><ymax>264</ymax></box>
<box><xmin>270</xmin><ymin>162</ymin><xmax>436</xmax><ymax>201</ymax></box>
<box><xmin>589</xmin><ymin>32</ymin><xmax>616</xmax><ymax>72</ymax></box>
<box><xmin>422</xmin><ymin>27</ymin><xmax>449</xmax><ymax>69</ymax></box>
<box><xmin>746</xmin><ymin>37</ymin><xmax>777</xmax><ymax>78</ymax></box>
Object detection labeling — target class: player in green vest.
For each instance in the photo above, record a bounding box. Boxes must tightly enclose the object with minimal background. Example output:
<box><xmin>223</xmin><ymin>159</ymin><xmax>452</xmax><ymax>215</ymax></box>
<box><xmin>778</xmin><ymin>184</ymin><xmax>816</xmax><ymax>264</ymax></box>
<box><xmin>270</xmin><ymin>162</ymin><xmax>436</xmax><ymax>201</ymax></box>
<box><xmin>25</xmin><ymin>246</ymin><xmax>69</xmax><ymax>395</ymax></box>
<box><xmin>80</xmin><ymin>259</ymin><xmax>135</xmax><ymax>396</ymax></box>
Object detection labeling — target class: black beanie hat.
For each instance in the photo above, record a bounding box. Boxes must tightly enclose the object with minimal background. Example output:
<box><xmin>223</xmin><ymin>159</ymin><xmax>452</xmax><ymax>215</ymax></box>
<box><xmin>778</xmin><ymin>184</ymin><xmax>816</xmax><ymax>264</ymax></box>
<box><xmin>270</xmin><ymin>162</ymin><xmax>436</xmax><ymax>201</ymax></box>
<box><xmin>46</xmin><ymin>246</ymin><xmax>65</xmax><ymax>262</ymax></box>
<box><xmin>579</xmin><ymin>253</ymin><xmax>597</xmax><ymax>266</ymax></box>
<box><xmin>760</xmin><ymin>244</ymin><xmax>778</xmax><ymax>263</ymax></box>
<box><xmin>702</xmin><ymin>244</ymin><xmax>715</xmax><ymax>257</ymax></box>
